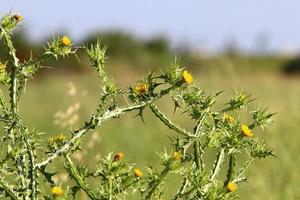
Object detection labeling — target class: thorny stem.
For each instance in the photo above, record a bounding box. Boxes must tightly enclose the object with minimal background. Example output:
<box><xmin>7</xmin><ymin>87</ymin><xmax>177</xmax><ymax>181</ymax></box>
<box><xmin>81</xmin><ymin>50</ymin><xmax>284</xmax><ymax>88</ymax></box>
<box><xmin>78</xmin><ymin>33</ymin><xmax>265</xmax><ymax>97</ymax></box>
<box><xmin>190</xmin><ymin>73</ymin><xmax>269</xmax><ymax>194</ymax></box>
<box><xmin>17</xmin><ymin>53</ymin><xmax>52</xmax><ymax>95</ymax></box>
<box><xmin>210</xmin><ymin>148</ymin><xmax>225</xmax><ymax>181</ymax></box>
<box><xmin>173</xmin><ymin>177</ymin><xmax>189</xmax><ymax>200</ymax></box>
<box><xmin>0</xmin><ymin>91</ymin><xmax>9</xmax><ymax>116</ymax></box>
<box><xmin>20</xmin><ymin>53</ymin><xmax>50</xmax><ymax>69</ymax></box>
<box><xmin>193</xmin><ymin>140</ymin><xmax>202</xmax><ymax>170</ymax></box>
<box><xmin>2</xmin><ymin>30</ymin><xmax>29</xmax><ymax>190</ymax></box>
<box><xmin>225</xmin><ymin>153</ymin><xmax>236</xmax><ymax>185</ymax></box>
<box><xmin>149</xmin><ymin>104</ymin><xmax>193</xmax><ymax>137</ymax></box>
<box><xmin>193</xmin><ymin>115</ymin><xmax>206</xmax><ymax>171</ymax></box>
<box><xmin>108</xmin><ymin>175</ymin><xmax>113</xmax><ymax>200</ymax></box>
<box><xmin>0</xmin><ymin>176</ymin><xmax>19</xmax><ymax>200</ymax></box>
<box><xmin>65</xmin><ymin>155</ymin><xmax>100</xmax><ymax>200</ymax></box>
<box><xmin>235</xmin><ymin>157</ymin><xmax>254</xmax><ymax>181</ymax></box>
<box><xmin>201</xmin><ymin>148</ymin><xmax>226</xmax><ymax>193</ymax></box>
<box><xmin>23</xmin><ymin>133</ymin><xmax>37</xmax><ymax>200</ymax></box>
<box><xmin>174</xmin><ymin>186</ymin><xmax>196</xmax><ymax>200</ymax></box>
<box><xmin>145</xmin><ymin>164</ymin><xmax>170</xmax><ymax>199</ymax></box>
<box><xmin>2</xmin><ymin>32</ymin><xmax>19</xmax><ymax>114</ymax></box>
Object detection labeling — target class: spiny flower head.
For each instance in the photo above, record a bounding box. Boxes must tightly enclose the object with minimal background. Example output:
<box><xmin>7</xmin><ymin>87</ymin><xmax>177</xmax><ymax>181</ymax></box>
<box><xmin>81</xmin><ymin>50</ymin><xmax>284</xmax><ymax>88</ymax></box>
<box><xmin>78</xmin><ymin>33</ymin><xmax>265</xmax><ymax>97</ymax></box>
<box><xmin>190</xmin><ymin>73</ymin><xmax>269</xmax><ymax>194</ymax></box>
<box><xmin>241</xmin><ymin>124</ymin><xmax>253</xmax><ymax>137</ymax></box>
<box><xmin>134</xmin><ymin>168</ymin><xmax>143</xmax><ymax>177</ymax></box>
<box><xmin>134</xmin><ymin>83</ymin><xmax>148</xmax><ymax>95</ymax></box>
<box><xmin>172</xmin><ymin>151</ymin><xmax>182</xmax><ymax>161</ymax></box>
<box><xmin>13</xmin><ymin>14</ymin><xmax>23</xmax><ymax>22</ymax></box>
<box><xmin>48</xmin><ymin>133</ymin><xmax>66</xmax><ymax>143</ymax></box>
<box><xmin>114</xmin><ymin>152</ymin><xmax>124</xmax><ymax>161</ymax></box>
<box><xmin>224</xmin><ymin>113</ymin><xmax>234</xmax><ymax>123</ymax></box>
<box><xmin>227</xmin><ymin>181</ymin><xmax>237</xmax><ymax>192</ymax></box>
<box><xmin>52</xmin><ymin>186</ymin><xmax>63</xmax><ymax>196</ymax></box>
<box><xmin>61</xmin><ymin>36</ymin><xmax>72</xmax><ymax>46</ymax></box>
<box><xmin>182</xmin><ymin>70</ymin><xmax>193</xmax><ymax>84</ymax></box>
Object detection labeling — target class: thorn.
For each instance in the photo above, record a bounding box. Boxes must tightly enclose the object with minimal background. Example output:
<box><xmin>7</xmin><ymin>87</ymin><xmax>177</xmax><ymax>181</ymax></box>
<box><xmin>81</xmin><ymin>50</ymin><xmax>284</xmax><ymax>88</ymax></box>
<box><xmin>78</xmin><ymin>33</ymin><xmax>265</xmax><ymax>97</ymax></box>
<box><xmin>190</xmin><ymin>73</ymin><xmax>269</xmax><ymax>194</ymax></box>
<box><xmin>173</xmin><ymin>101</ymin><xmax>181</xmax><ymax>116</ymax></box>
<box><xmin>134</xmin><ymin>107</ymin><xmax>146</xmax><ymax>124</ymax></box>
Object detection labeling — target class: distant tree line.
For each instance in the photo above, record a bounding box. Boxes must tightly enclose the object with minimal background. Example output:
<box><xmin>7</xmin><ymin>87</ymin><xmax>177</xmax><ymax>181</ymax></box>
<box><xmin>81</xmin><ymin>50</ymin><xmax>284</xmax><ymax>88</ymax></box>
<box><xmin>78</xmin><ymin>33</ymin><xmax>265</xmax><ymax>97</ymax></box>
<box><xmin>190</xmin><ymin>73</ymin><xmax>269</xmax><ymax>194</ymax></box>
<box><xmin>0</xmin><ymin>30</ymin><xmax>299</xmax><ymax>75</ymax></box>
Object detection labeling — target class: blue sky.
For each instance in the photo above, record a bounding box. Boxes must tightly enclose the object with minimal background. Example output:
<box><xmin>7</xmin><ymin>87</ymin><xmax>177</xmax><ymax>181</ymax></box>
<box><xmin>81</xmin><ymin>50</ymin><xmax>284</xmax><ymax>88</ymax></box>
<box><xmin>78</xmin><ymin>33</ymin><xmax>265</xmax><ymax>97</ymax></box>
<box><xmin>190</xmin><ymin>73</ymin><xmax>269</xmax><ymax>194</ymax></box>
<box><xmin>2</xmin><ymin>0</ymin><xmax>300</xmax><ymax>52</ymax></box>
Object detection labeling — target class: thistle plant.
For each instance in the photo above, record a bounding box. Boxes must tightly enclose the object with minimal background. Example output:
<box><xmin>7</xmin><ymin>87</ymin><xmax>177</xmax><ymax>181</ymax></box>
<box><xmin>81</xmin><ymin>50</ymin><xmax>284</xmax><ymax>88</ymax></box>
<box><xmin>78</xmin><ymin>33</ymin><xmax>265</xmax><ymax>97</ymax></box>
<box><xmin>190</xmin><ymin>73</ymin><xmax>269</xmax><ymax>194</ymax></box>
<box><xmin>0</xmin><ymin>13</ymin><xmax>274</xmax><ymax>200</ymax></box>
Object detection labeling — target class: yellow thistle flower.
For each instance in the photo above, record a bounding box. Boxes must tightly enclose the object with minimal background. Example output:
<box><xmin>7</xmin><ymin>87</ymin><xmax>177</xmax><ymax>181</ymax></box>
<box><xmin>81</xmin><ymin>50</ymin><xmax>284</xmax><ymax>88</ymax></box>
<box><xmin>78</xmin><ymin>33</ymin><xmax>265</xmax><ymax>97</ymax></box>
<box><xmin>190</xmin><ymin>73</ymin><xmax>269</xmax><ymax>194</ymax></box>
<box><xmin>227</xmin><ymin>181</ymin><xmax>237</xmax><ymax>192</ymax></box>
<box><xmin>239</xmin><ymin>93</ymin><xmax>247</xmax><ymax>101</ymax></box>
<box><xmin>224</xmin><ymin>113</ymin><xmax>234</xmax><ymax>123</ymax></box>
<box><xmin>134</xmin><ymin>168</ymin><xmax>143</xmax><ymax>177</ymax></box>
<box><xmin>114</xmin><ymin>152</ymin><xmax>124</xmax><ymax>161</ymax></box>
<box><xmin>52</xmin><ymin>186</ymin><xmax>63</xmax><ymax>196</ymax></box>
<box><xmin>48</xmin><ymin>133</ymin><xmax>66</xmax><ymax>143</ymax></box>
<box><xmin>134</xmin><ymin>83</ymin><xmax>148</xmax><ymax>95</ymax></box>
<box><xmin>61</xmin><ymin>36</ymin><xmax>72</xmax><ymax>46</ymax></box>
<box><xmin>13</xmin><ymin>14</ymin><xmax>23</xmax><ymax>22</ymax></box>
<box><xmin>241</xmin><ymin>124</ymin><xmax>253</xmax><ymax>137</ymax></box>
<box><xmin>172</xmin><ymin>151</ymin><xmax>182</xmax><ymax>161</ymax></box>
<box><xmin>182</xmin><ymin>70</ymin><xmax>193</xmax><ymax>84</ymax></box>
<box><xmin>0</xmin><ymin>63</ymin><xmax>6</xmax><ymax>70</ymax></box>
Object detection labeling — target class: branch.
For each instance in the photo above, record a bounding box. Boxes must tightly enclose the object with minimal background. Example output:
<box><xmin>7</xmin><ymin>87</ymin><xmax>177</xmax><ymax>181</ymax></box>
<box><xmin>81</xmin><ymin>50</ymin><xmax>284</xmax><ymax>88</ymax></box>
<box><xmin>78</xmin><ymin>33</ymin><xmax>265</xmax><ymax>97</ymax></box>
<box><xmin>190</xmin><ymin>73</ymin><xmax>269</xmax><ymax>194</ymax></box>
<box><xmin>65</xmin><ymin>155</ymin><xmax>100</xmax><ymax>200</ymax></box>
<box><xmin>193</xmin><ymin>115</ymin><xmax>206</xmax><ymax>171</ymax></box>
<box><xmin>0</xmin><ymin>90</ymin><xmax>9</xmax><ymax>116</ymax></box>
<box><xmin>0</xmin><ymin>176</ymin><xmax>20</xmax><ymax>200</ymax></box>
<box><xmin>173</xmin><ymin>177</ymin><xmax>190</xmax><ymax>200</ymax></box>
<box><xmin>2</xmin><ymin>32</ymin><xmax>19</xmax><ymax>114</ymax></box>
<box><xmin>235</xmin><ymin>157</ymin><xmax>254</xmax><ymax>181</ymax></box>
<box><xmin>19</xmin><ymin>53</ymin><xmax>50</xmax><ymax>69</ymax></box>
<box><xmin>149</xmin><ymin>104</ymin><xmax>193</xmax><ymax>137</ymax></box>
<box><xmin>193</xmin><ymin>140</ymin><xmax>202</xmax><ymax>171</ymax></box>
<box><xmin>2</xmin><ymin>30</ymin><xmax>30</xmax><ymax>190</ymax></box>
<box><xmin>201</xmin><ymin>148</ymin><xmax>226</xmax><ymax>193</ymax></box>
<box><xmin>144</xmin><ymin>164</ymin><xmax>171</xmax><ymax>199</ymax></box>
<box><xmin>225</xmin><ymin>153</ymin><xmax>236</xmax><ymax>185</ymax></box>
<box><xmin>209</xmin><ymin>148</ymin><xmax>225</xmax><ymax>181</ymax></box>
<box><xmin>23</xmin><ymin>132</ymin><xmax>37</xmax><ymax>200</ymax></box>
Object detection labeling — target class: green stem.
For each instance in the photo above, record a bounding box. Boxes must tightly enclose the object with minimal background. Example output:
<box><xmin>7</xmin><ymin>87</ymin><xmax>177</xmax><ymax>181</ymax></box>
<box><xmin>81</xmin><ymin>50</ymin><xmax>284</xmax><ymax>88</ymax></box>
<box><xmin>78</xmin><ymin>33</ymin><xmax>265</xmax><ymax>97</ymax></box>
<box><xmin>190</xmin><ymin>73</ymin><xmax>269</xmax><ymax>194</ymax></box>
<box><xmin>2</xmin><ymin>32</ymin><xmax>19</xmax><ymax>114</ymax></box>
<box><xmin>0</xmin><ymin>90</ymin><xmax>9</xmax><ymax>115</ymax></box>
<box><xmin>65</xmin><ymin>155</ymin><xmax>100</xmax><ymax>200</ymax></box>
<box><xmin>235</xmin><ymin>157</ymin><xmax>254</xmax><ymax>181</ymax></box>
<box><xmin>210</xmin><ymin>148</ymin><xmax>225</xmax><ymax>181</ymax></box>
<box><xmin>225</xmin><ymin>153</ymin><xmax>236</xmax><ymax>185</ymax></box>
<box><xmin>108</xmin><ymin>177</ymin><xmax>113</xmax><ymax>200</ymax></box>
<box><xmin>20</xmin><ymin>53</ymin><xmax>50</xmax><ymax>69</ymax></box>
<box><xmin>173</xmin><ymin>177</ymin><xmax>189</xmax><ymax>200</ymax></box>
<box><xmin>193</xmin><ymin>140</ymin><xmax>202</xmax><ymax>170</ymax></box>
<box><xmin>23</xmin><ymin>132</ymin><xmax>37</xmax><ymax>200</ymax></box>
<box><xmin>145</xmin><ymin>165</ymin><xmax>170</xmax><ymax>199</ymax></box>
<box><xmin>2</xmin><ymin>31</ymin><xmax>29</xmax><ymax>190</ymax></box>
<box><xmin>149</xmin><ymin>104</ymin><xmax>192</xmax><ymax>137</ymax></box>
<box><xmin>174</xmin><ymin>188</ymin><xmax>196</xmax><ymax>200</ymax></box>
<box><xmin>0</xmin><ymin>176</ymin><xmax>19</xmax><ymax>200</ymax></box>
<box><xmin>193</xmin><ymin>115</ymin><xmax>206</xmax><ymax>171</ymax></box>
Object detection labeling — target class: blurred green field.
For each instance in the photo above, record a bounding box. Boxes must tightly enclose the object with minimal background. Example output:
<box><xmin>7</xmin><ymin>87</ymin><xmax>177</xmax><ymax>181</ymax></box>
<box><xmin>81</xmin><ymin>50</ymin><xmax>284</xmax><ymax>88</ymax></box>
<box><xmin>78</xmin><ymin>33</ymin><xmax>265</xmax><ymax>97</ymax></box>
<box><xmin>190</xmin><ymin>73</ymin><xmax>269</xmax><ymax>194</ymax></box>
<box><xmin>14</xmin><ymin>64</ymin><xmax>299</xmax><ymax>199</ymax></box>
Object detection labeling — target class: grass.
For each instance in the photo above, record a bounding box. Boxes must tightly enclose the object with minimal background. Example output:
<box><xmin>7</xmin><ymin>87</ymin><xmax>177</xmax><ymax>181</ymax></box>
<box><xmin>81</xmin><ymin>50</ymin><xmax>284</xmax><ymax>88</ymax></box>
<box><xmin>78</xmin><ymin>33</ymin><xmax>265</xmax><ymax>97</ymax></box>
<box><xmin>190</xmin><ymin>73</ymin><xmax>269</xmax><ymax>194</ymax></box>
<box><xmin>16</xmin><ymin>67</ymin><xmax>300</xmax><ymax>199</ymax></box>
